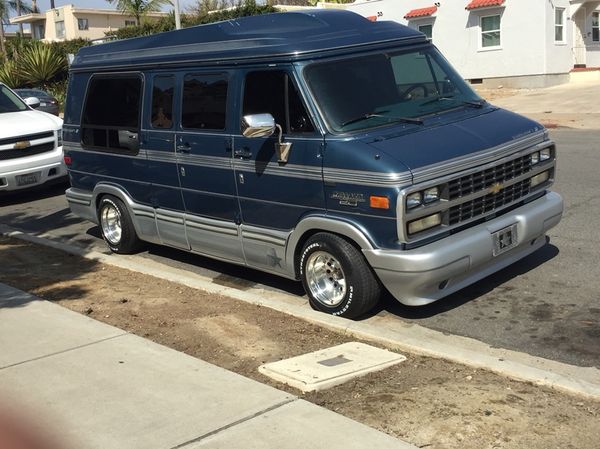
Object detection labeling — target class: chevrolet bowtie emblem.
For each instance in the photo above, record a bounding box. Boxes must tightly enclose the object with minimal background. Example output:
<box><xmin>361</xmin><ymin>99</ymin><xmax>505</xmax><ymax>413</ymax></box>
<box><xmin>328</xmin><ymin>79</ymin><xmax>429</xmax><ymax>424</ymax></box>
<box><xmin>14</xmin><ymin>141</ymin><xmax>31</xmax><ymax>150</ymax></box>
<box><xmin>489</xmin><ymin>182</ymin><xmax>503</xmax><ymax>194</ymax></box>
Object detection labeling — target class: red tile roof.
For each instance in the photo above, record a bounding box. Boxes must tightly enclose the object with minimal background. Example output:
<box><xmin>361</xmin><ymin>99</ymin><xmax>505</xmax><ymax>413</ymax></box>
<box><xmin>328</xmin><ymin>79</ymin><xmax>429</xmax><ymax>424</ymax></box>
<box><xmin>465</xmin><ymin>0</ymin><xmax>505</xmax><ymax>10</ymax></box>
<box><xmin>404</xmin><ymin>6</ymin><xmax>438</xmax><ymax>19</ymax></box>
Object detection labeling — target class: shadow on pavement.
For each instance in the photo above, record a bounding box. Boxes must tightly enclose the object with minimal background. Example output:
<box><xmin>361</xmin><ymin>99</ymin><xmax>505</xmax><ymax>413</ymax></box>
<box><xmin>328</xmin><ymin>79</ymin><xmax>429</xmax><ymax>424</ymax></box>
<box><xmin>362</xmin><ymin>240</ymin><xmax>560</xmax><ymax>321</ymax></box>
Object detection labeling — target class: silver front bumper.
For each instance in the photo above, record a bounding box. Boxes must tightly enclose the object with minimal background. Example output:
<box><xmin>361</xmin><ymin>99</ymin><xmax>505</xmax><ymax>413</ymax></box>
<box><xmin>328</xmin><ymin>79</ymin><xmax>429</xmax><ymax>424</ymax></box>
<box><xmin>363</xmin><ymin>192</ymin><xmax>563</xmax><ymax>306</ymax></box>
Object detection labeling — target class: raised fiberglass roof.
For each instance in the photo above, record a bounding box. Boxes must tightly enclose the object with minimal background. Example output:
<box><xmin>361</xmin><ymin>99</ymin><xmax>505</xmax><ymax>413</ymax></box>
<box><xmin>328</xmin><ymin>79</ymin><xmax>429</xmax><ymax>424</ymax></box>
<box><xmin>71</xmin><ymin>10</ymin><xmax>426</xmax><ymax>71</ymax></box>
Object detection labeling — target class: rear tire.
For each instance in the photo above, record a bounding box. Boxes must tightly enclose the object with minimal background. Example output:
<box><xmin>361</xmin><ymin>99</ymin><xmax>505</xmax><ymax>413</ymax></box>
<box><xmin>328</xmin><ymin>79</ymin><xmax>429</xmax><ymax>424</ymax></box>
<box><xmin>98</xmin><ymin>195</ymin><xmax>142</xmax><ymax>254</ymax></box>
<box><xmin>299</xmin><ymin>233</ymin><xmax>381</xmax><ymax>319</ymax></box>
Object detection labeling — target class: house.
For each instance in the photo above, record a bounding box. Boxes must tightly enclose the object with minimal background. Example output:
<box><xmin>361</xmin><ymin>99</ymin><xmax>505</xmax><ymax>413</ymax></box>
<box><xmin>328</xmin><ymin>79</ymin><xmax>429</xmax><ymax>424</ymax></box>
<box><xmin>282</xmin><ymin>0</ymin><xmax>600</xmax><ymax>87</ymax></box>
<box><xmin>10</xmin><ymin>4</ymin><xmax>168</xmax><ymax>43</ymax></box>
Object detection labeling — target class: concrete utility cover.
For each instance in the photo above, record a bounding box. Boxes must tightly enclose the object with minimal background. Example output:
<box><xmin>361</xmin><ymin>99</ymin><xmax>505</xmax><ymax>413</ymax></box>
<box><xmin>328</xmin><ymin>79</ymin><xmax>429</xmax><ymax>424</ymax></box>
<box><xmin>259</xmin><ymin>342</ymin><xmax>406</xmax><ymax>392</ymax></box>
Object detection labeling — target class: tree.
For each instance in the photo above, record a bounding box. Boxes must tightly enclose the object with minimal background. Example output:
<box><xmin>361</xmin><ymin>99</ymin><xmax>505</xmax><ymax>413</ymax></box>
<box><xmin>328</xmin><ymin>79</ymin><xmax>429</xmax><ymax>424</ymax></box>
<box><xmin>0</xmin><ymin>0</ymin><xmax>33</xmax><ymax>62</ymax></box>
<box><xmin>106</xmin><ymin>0</ymin><xmax>172</xmax><ymax>26</ymax></box>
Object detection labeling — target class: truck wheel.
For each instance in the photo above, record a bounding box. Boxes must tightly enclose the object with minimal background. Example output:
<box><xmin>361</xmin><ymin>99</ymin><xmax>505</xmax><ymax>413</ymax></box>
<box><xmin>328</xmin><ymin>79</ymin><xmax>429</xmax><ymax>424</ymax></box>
<box><xmin>299</xmin><ymin>233</ymin><xmax>381</xmax><ymax>319</ymax></box>
<box><xmin>98</xmin><ymin>195</ymin><xmax>141</xmax><ymax>254</ymax></box>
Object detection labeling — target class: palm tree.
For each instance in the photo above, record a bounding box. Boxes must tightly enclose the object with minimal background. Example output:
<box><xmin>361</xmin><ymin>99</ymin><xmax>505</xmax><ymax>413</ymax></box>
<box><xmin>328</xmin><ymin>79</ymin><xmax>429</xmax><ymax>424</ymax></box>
<box><xmin>107</xmin><ymin>0</ymin><xmax>172</xmax><ymax>26</ymax></box>
<box><xmin>0</xmin><ymin>0</ymin><xmax>33</xmax><ymax>62</ymax></box>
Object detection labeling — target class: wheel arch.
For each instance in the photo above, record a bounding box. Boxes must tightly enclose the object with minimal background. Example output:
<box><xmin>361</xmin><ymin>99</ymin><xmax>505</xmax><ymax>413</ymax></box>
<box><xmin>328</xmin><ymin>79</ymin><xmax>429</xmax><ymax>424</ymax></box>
<box><xmin>92</xmin><ymin>183</ymin><xmax>143</xmax><ymax>235</ymax></box>
<box><xmin>286</xmin><ymin>216</ymin><xmax>377</xmax><ymax>278</ymax></box>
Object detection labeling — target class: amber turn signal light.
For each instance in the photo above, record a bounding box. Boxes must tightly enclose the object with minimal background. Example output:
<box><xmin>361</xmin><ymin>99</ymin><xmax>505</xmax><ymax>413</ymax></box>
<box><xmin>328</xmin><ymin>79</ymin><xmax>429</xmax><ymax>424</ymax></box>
<box><xmin>370</xmin><ymin>195</ymin><xmax>390</xmax><ymax>209</ymax></box>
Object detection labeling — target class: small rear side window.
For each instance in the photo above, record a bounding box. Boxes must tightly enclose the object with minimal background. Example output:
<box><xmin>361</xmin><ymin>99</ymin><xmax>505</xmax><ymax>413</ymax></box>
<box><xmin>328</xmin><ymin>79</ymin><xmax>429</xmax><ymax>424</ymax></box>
<box><xmin>181</xmin><ymin>73</ymin><xmax>228</xmax><ymax>130</ymax></box>
<box><xmin>151</xmin><ymin>75</ymin><xmax>174</xmax><ymax>129</ymax></box>
<box><xmin>81</xmin><ymin>75</ymin><xmax>142</xmax><ymax>153</ymax></box>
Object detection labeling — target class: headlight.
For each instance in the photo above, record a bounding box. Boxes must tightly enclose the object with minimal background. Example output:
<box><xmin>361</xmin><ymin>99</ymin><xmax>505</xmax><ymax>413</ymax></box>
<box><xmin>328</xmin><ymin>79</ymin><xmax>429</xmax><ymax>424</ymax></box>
<box><xmin>531</xmin><ymin>148</ymin><xmax>552</xmax><ymax>165</ymax></box>
<box><xmin>57</xmin><ymin>130</ymin><xmax>63</xmax><ymax>147</ymax></box>
<box><xmin>406</xmin><ymin>192</ymin><xmax>422</xmax><ymax>209</ymax></box>
<box><xmin>530</xmin><ymin>170</ymin><xmax>550</xmax><ymax>188</ymax></box>
<box><xmin>540</xmin><ymin>148</ymin><xmax>551</xmax><ymax>161</ymax></box>
<box><xmin>408</xmin><ymin>213</ymin><xmax>442</xmax><ymax>235</ymax></box>
<box><xmin>423</xmin><ymin>187</ymin><xmax>440</xmax><ymax>204</ymax></box>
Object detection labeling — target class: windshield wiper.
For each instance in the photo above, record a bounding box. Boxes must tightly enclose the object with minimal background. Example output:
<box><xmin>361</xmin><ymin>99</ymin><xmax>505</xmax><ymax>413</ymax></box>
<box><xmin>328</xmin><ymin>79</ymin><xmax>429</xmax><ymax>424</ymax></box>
<box><xmin>420</xmin><ymin>95</ymin><xmax>485</xmax><ymax>109</ymax></box>
<box><xmin>341</xmin><ymin>110</ymin><xmax>423</xmax><ymax>128</ymax></box>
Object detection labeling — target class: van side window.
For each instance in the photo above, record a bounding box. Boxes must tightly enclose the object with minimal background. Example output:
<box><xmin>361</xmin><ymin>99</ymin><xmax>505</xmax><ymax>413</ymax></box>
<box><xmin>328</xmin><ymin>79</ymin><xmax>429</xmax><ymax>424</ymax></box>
<box><xmin>242</xmin><ymin>71</ymin><xmax>314</xmax><ymax>134</ymax></box>
<box><xmin>181</xmin><ymin>74</ymin><xmax>227</xmax><ymax>130</ymax></box>
<box><xmin>81</xmin><ymin>75</ymin><xmax>142</xmax><ymax>153</ymax></box>
<box><xmin>151</xmin><ymin>75</ymin><xmax>174</xmax><ymax>129</ymax></box>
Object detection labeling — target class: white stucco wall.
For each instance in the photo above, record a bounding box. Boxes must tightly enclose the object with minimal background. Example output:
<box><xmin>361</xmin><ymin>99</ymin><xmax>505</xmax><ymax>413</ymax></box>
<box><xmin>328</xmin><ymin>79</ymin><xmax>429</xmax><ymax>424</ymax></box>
<box><xmin>544</xmin><ymin>0</ymin><xmax>575</xmax><ymax>74</ymax></box>
<box><xmin>342</xmin><ymin>0</ymin><xmax>551</xmax><ymax>80</ymax></box>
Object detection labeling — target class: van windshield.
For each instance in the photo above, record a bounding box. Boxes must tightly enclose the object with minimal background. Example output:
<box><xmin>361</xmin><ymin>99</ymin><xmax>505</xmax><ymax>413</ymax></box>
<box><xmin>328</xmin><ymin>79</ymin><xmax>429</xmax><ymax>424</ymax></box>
<box><xmin>0</xmin><ymin>84</ymin><xmax>28</xmax><ymax>114</ymax></box>
<box><xmin>304</xmin><ymin>47</ymin><xmax>484</xmax><ymax>133</ymax></box>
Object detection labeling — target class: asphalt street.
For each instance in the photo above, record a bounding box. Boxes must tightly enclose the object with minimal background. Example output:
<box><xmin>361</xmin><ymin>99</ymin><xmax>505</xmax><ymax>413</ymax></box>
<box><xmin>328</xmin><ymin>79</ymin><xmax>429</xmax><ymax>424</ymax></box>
<box><xmin>1</xmin><ymin>128</ymin><xmax>598</xmax><ymax>369</ymax></box>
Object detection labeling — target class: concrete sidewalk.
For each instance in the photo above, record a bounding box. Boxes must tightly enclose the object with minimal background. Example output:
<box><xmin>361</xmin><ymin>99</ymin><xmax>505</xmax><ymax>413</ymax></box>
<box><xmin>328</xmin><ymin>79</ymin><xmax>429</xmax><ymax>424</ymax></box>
<box><xmin>490</xmin><ymin>80</ymin><xmax>600</xmax><ymax>129</ymax></box>
<box><xmin>0</xmin><ymin>283</ymin><xmax>416</xmax><ymax>449</ymax></box>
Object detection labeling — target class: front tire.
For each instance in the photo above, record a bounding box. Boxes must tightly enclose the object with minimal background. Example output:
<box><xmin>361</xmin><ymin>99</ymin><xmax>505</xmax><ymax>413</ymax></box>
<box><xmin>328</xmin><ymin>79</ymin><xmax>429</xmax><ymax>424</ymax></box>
<box><xmin>299</xmin><ymin>233</ymin><xmax>381</xmax><ymax>319</ymax></box>
<box><xmin>98</xmin><ymin>195</ymin><xmax>142</xmax><ymax>254</ymax></box>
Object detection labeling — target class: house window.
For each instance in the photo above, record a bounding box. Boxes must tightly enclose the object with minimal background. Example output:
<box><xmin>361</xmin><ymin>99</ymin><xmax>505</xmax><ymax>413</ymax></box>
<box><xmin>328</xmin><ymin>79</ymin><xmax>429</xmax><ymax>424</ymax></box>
<box><xmin>34</xmin><ymin>24</ymin><xmax>45</xmax><ymax>39</ymax></box>
<box><xmin>182</xmin><ymin>74</ymin><xmax>228</xmax><ymax>130</ymax></box>
<box><xmin>55</xmin><ymin>20</ymin><xmax>65</xmax><ymax>39</ymax></box>
<box><xmin>125</xmin><ymin>20</ymin><xmax>136</xmax><ymax>26</ymax></box>
<box><xmin>81</xmin><ymin>75</ymin><xmax>142</xmax><ymax>153</ymax></box>
<box><xmin>78</xmin><ymin>18</ymin><xmax>89</xmax><ymax>30</ymax></box>
<box><xmin>593</xmin><ymin>12</ymin><xmax>599</xmax><ymax>42</ymax></box>
<box><xmin>555</xmin><ymin>8</ymin><xmax>565</xmax><ymax>42</ymax></box>
<box><xmin>481</xmin><ymin>14</ymin><xmax>501</xmax><ymax>48</ymax></box>
<box><xmin>418</xmin><ymin>24</ymin><xmax>433</xmax><ymax>39</ymax></box>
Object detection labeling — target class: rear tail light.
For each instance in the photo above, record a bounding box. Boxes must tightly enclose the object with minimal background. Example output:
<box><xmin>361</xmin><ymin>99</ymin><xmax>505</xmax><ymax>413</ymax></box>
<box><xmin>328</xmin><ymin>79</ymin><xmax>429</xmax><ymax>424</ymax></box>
<box><xmin>64</xmin><ymin>155</ymin><xmax>72</xmax><ymax>166</ymax></box>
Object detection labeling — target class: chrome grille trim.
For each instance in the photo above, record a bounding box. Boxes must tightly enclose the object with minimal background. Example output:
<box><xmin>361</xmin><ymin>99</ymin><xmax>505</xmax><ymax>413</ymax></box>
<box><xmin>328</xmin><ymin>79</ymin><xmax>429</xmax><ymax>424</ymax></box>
<box><xmin>399</xmin><ymin>140</ymin><xmax>556</xmax><ymax>243</ymax></box>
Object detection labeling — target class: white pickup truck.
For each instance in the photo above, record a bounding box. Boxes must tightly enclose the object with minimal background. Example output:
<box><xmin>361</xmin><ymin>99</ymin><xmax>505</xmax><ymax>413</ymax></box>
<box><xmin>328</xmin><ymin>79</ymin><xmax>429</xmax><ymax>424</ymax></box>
<box><xmin>0</xmin><ymin>82</ymin><xmax>65</xmax><ymax>192</ymax></box>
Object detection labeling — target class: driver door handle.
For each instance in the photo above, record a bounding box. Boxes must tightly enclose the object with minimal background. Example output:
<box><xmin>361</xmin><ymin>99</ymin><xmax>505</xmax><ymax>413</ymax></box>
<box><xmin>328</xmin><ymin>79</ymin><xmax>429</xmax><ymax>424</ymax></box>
<box><xmin>176</xmin><ymin>143</ymin><xmax>190</xmax><ymax>154</ymax></box>
<box><xmin>234</xmin><ymin>148</ymin><xmax>252</xmax><ymax>159</ymax></box>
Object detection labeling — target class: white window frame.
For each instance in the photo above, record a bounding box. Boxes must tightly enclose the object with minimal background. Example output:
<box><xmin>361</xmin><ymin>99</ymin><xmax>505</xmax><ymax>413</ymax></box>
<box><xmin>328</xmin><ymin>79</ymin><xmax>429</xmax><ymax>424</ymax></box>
<box><xmin>593</xmin><ymin>12</ymin><xmax>599</xmax><ymax>43</ymax></box>
<box><xmin>55</xmin><ymin>20</ymin><xmax>65</xmax><ymax>39</ymax></box>
<box><xmin>479</xmin><ymin>14</ymin><xmax>502</xmax><ymax>51</ymax></box>
<box><xmin>78</xmin><ymin>18</ymin><xmax>89</xmax><ymax>31</ymax></box>
<box><xmin>418</xmin><ymin>23</ymin><xmax>433</xmax><ymax>40</ymax></box>
<box><xmin>125</xmin><ymin>20</ymin><xmax>136</xmax><ymax>27</ymax></box>
<box><xmin>555</xmin><ymin>7</ymin><xmax>565</xmax><ymax>44</ymax></box>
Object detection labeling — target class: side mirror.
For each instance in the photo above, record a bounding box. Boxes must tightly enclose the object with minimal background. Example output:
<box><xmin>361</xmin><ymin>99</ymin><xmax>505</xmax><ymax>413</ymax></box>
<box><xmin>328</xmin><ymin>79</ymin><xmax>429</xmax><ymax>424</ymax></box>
<box><xmin>24</xmin><ymin>97</ymin><xmax>41</xmax><ymax>109</ymax></box>
<box><xmin>241</xmin><ymin>113</ymin><xmax>276</xmax><ymax>138</ymax></box>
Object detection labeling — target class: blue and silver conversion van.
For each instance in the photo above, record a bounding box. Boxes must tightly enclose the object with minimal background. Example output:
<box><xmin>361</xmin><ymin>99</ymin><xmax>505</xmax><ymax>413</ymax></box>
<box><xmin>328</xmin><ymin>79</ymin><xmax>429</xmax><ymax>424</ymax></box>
<box><xmin>64</xmin><ymin>10</ymin><xmax>563</xmax><ymax>318</ymax></box>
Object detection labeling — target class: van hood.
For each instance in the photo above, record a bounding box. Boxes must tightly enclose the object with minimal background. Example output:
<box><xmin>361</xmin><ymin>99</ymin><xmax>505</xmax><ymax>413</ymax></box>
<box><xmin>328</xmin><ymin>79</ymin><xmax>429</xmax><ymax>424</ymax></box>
<box><xmin>366</xmin><ymin>108</ymin><xmax>545</xmax><ymax>175</ymax></box>
<box><xmin>0</xmin><ymin>110</ymin><xmax>62</xmax><ymax>139</ymax></box>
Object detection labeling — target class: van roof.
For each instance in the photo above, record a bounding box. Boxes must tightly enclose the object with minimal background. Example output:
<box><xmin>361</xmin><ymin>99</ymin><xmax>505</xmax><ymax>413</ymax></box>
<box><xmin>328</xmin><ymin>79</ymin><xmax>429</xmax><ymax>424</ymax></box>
<box><xmin>71</xmin><ymin>10</ymin><xmax>426</xmax><ymax>72</ymax></box>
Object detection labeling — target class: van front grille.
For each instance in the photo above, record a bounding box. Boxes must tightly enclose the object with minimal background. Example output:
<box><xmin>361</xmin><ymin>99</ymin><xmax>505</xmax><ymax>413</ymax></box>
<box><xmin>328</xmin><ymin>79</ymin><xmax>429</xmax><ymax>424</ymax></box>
<box><xmin>448</xmin><ymin>179</ymin><xmax>532</xmax><ymax>226</ymax></box>
<box><xmin>446</xmin><ymin>154</ymin><xmax>532</xmax><ymax>201</ymax></box>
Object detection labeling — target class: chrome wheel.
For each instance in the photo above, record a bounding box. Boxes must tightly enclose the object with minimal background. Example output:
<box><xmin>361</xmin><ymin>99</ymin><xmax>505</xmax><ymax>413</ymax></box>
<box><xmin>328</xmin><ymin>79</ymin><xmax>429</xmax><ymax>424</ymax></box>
<box><xmin>305</xmin><ymin>250</ymin><xmax>347</xmax><ymax>307</ymax></box>
<box><xmin>100</xmin><ymin>203</ymin><xmax>122</xmax><ymax>246</ymax></box>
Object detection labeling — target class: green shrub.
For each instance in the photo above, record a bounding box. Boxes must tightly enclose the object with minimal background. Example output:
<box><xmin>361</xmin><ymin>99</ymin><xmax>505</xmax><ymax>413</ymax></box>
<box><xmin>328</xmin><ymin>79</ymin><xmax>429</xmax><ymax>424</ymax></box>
<box><xmin>17</xmin><ymin>42</ymin><xmax>66</xmax><ymax>87</ymax></box>
<box><xmin>0</xmin><ymin>60</ymin><xmax>22</xmax><ymax>88</ymax></box>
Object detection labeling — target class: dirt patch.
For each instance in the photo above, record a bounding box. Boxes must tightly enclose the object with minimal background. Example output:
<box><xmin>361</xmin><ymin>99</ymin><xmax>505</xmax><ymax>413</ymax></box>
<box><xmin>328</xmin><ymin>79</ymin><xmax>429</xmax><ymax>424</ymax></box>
<box><xmin>1</xmin><ymin>236</ymin><xmax>599</xmax><ymax>449</ymax></box>
<box><xmin>473</xmin><ymin>87</ymin><xmax>523</xmax><ymax>102</ymax></box>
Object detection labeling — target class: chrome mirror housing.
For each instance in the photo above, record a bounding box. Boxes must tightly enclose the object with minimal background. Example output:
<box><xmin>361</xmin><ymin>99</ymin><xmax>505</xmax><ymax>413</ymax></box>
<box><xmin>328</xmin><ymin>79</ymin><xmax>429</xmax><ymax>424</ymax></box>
<box><xmin>24</xmin><ymin>96</ymin><xmax>41</xmax><ymax>109</ymax></box>
<box><xmin>241</xmin><ymin>113</ymin><xmax>276</xmax><ymax>138</ymax></box>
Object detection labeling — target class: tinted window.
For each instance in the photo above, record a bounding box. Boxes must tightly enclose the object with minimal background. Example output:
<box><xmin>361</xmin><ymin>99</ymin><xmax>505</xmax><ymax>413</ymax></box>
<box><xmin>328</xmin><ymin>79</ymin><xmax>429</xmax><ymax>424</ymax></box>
<box><xmin>81</xmin><ymin>75</ymin><xmax>142</xmax><ymax>152</ymax></box>
<box><xmin>305</xmin><ymin>47</ymin><xmax>481</xmax><ymax>132</ymax></box>
<box><xmin>181</xmin><ymin>74</ymin><xmax>227</xmax><ymax>130</ymax></box>
<box><xmin>0</xmin><ymin>85</ymin><xmax>27</xmax><ymax>113</ymax></box>
<box><xmin>243</xmin><ymin>70</ymin><xmax>314</xmax><ymax>134</ymax></box>
<box><xmin>151</xmin><ymin>75</ymin><xmax>174</xmax><ymax>129</ymax></box>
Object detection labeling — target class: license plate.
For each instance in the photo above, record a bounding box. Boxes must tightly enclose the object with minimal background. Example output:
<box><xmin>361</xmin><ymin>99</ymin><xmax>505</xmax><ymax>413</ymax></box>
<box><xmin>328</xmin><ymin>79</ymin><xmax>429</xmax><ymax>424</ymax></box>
<box><xmin>16</xmin><ymin>172</ymin><xmax>40</xmax><ymax>186</ymax></box>
<box><xmin>40</xmin><ymin>102</ymin><xmax>47</xmax><ymax>106</ymax></box>
<box><xmin>492</xmin><ymin>224</ymin><xmax>518</xmax><ymax>256</ymax></box>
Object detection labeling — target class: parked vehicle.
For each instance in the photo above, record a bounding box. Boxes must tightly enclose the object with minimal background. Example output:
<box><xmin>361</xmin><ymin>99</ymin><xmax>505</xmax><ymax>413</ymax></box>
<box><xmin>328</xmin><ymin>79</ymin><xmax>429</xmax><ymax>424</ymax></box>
<box><xmin>64</xmin><ymin>10</ymin><xmax>563</xmax><ymax>318</ymax></box>
<box><xmin>0</xmin><ymin>83</ymin><xmax>65</xmax><ymax>192</ymax></box>
<box><xmin>14</xmin><ymin>89</ymin><xmax>60</xmax><ymax>116</ymax></box>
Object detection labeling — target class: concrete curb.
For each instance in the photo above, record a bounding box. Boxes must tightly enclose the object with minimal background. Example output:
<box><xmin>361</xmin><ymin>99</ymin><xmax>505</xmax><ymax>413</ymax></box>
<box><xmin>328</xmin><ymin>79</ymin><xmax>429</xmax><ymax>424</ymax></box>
<box><xmin>2</xmin><ymin>224</ymin><xmax>600</xmax><ymax>400</ymax></box>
